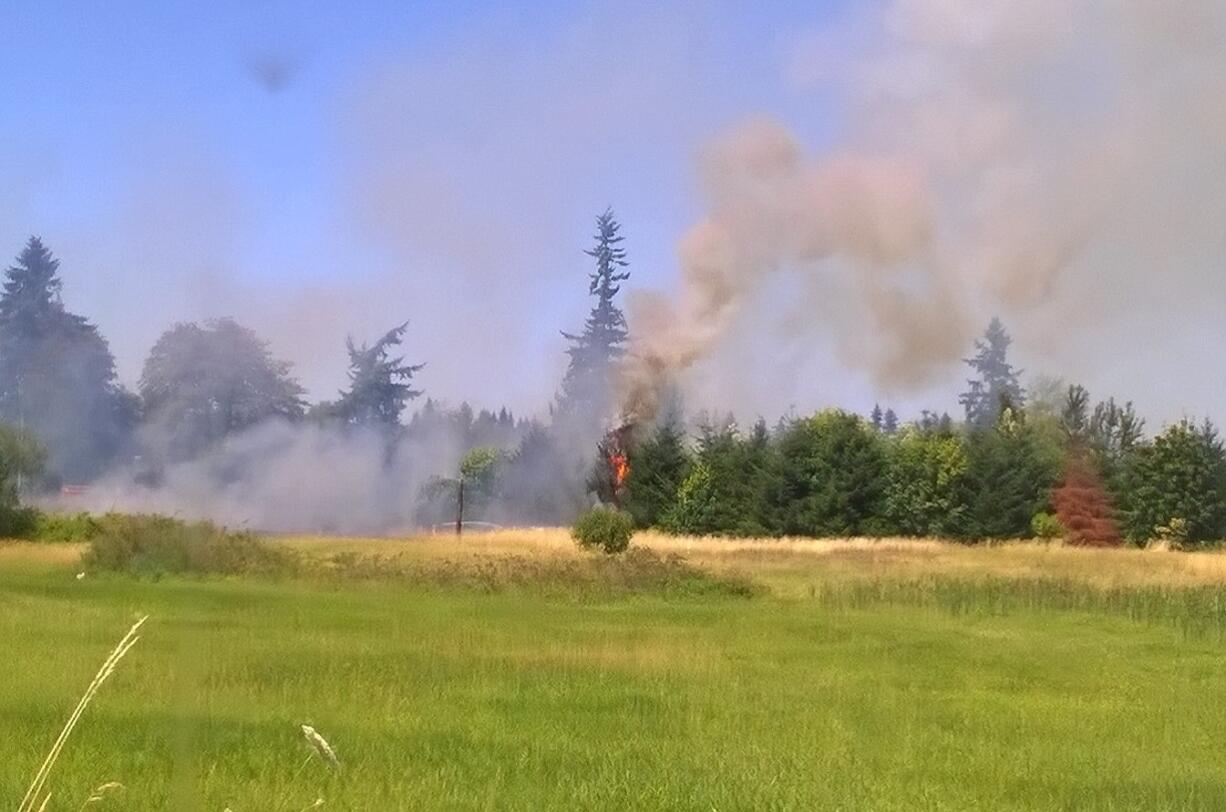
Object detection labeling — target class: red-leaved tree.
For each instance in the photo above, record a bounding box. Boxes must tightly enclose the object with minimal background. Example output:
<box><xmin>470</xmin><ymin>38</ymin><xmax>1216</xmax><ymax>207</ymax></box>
<box><xmin>1050</xmin><ymin>455</ymin><xmax>1122</xmax><ymax>547</ymax></box>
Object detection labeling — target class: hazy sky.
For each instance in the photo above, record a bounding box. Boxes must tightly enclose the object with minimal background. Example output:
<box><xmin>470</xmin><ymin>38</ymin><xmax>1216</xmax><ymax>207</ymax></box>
<box><xmin>2</xmin><ymin>0</ymin><xmax>1224</xmax><ymax>428</ymax></box>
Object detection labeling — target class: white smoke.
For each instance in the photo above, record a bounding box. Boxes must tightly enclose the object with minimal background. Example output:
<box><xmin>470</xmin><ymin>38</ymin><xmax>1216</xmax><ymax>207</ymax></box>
<box><xmin>620</xmin><ymin>0</ymin><xmax>1226</xmax><ymax>422</ymax></box>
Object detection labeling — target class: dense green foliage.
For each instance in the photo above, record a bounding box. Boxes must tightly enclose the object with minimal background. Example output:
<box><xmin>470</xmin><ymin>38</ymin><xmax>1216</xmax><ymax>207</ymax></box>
<box><xmin>660</xmin><ymin>420</ymin><xmax>771</xmax><ymax>536</ymax></box>
<box><xmin>772</xmin><ymin>411</ymin><xmax>889</xmax><ymax>537</ymax></box>
<box><xmin>883</xmin><ymin>428</ymin><xmax>970</xmax><ymax>536</ymax></box>
<box><xmin>616</xmin><ymin>400</ymin><xmax>1226</xmax><ymax>546</ymax></box>
<box><xmin>31</xmin><ymin>510</ymin><xmax>104</xmax><ymax>542</ymax></box>
<box><xmin>961</xmin><ymin>411</ymin><xmax>1062</xmax><ymax>538</ymax></box>
<box><xmin>0</xmin><ymin>422</ymin><xmax>45</xmax><ymax>534</ymax></box>
<box><xmin>572</xmin><ymin>507</ymin><xmax>634</xmax><ymax>553</ymax></box>
<box><xmin>624</xmin><ymin>415</ymin><xmax>691</xmax><ymax>528</ymax></box>
<box><xmin>1120</xmin><ymin>420</ymin><xmax>1226</xmax><ymax>547</ymax></box>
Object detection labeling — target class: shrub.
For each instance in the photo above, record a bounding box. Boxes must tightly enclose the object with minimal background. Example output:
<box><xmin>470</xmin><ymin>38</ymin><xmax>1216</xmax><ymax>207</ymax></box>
<box><xmin>0</xmin><ymin>505</ymin><xmax>39</xmax><ymax>539</ymax></box>
<box><xmin>82</xmin><ymin>514</ymin><xmax>295</xmax><ymax>576</ymax></box>
<box><xmin>1154</xmin><ymin>517</ymin><xmax>1190</xmax><ymax>550</ymax></box>
<box><xmin>572</xmin><ymin>507</ymin><xmax>634</xmax><ymax>554</ymax></box>
<box><xmin>33</xmin><ymin>511</ymin><xmax>104</xmax><ymax>543</ymax></box>
<box><xmin>1030</xmin><ymin>511</ymin><xmax>1065</xmax><ymax>540</ymax></box>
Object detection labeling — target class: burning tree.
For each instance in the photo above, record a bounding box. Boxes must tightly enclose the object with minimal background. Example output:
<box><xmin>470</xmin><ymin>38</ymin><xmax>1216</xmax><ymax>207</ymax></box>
<box><xmin>590</xmin><ymin>424</ymin><xmax>633</xmax><ymax>509</ymax></box>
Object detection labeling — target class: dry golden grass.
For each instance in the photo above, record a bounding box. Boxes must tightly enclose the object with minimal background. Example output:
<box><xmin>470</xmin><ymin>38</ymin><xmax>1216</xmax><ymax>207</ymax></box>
<box><xmin>16</xmin><ymin>526</ymin><xmax>1226</xmax><ymax>597</ymax></box>
<box><xmin>277</xmin><ymin>528</ymin><xmax>1226</xmax><ymax>596</ymax></box>
<box><xmin>0</xmin><ymin>540</ymin><xmax>86</xmax><ymax>568</ymax></box>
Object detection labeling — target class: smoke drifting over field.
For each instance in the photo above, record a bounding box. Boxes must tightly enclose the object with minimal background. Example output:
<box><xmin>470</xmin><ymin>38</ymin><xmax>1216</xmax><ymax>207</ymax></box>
<box><xmin>620</xmin><ymin>0</ymin><xmax>1226</xmax><ymax>422</ymax></box>
<box><xmin>5</xmin><ymin>0</ymin><xmax>1226</xmax><ymax>530</ymax></box>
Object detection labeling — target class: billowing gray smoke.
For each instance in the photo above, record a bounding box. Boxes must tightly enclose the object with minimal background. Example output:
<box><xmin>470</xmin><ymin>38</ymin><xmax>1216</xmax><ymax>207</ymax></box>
<box><xmin>618</xmin><ymin>0</ymin><xmax>1226</xmax><ymax>423</ymax></box>
<box><xmin>63</xmin><ymin>422</ymin><xmax>457</xmax><ymax>533</ymax></box>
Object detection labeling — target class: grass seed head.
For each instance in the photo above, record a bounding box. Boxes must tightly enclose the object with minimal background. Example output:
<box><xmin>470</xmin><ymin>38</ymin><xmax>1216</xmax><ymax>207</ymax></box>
<box><xmin>301</xmin><ymin>724</ymin><xmax>340</xmax><ymax>768</ymax></box>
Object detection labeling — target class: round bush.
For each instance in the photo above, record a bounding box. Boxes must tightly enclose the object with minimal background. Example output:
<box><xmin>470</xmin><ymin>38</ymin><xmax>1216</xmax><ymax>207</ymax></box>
<box><xmin>1030</xmin><ymin>511</ymin><xmax>1065</xmax><ymax>540</ymax></box>
<box><xmin>572</xmin><ymin>507</ymin><xmax>634</xmax><ymax>554</ymax></box>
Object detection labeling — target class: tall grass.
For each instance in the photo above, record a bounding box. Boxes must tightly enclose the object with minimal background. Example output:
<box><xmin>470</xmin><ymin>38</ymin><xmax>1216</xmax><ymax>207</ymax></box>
<box><xmin>808</xmin><ymin>575</ymin><xmax>1226</xmax><ymax>639</ymax></box>
<box><xmin>18</xmin><ymin>615</ymin><xmax>147</xmax><ymax>812</ymax></box>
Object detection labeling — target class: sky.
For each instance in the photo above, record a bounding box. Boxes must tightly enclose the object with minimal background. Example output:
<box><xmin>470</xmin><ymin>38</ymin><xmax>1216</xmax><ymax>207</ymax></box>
<box><xmin>1</xmin><ymin>0</ymin><xmax>1224</xmax><ymax>429</ymax></box>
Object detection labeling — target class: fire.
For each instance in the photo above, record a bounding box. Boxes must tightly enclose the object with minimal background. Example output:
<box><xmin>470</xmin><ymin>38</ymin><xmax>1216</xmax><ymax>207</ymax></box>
<box><xmin>610</xmin><ymin>451</ymin><xmax>629</xmax><ymax>490</ymax></box>
<box><xmin>598</xmin><ymin>422</ymin><xmax>635</xmax><ymax>506</ymax></box>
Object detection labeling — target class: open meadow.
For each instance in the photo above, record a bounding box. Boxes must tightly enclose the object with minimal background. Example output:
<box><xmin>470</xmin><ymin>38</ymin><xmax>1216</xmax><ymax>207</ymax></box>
<box><xmin>6</xmin><ymin>531</ymin><xmax>1226</xmax><ymax>810</ymax></box>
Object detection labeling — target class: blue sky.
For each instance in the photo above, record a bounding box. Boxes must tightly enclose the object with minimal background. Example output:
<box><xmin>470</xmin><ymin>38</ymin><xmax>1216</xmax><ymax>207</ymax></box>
<box><xmin>3</xmin><ymin>0</ymin><xmax>1222</xmax><ymax>427</ymax></box>
<box><xmin>0</xmin><ymin>0</ymin><xmax>882</xmax><ymax>419</ymax></box>
<box><xmin>0</xmin><ymin>0</ymin><xmax>865</xmax><ymax>419</ymax></box>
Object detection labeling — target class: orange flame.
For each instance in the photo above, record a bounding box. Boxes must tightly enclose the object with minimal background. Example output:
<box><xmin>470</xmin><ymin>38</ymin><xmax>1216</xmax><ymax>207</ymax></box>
<box><xmin>610</xmin><ymin>452</ymin><xmax>629</xmax><ymax>490</ymax></box>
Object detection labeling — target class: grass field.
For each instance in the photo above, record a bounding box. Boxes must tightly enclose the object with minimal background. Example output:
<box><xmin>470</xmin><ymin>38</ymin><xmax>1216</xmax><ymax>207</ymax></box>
<box><xmin>5</xmin><ymin>531</ymin><xmax>1226</xmax><ymax>809</ymax></box>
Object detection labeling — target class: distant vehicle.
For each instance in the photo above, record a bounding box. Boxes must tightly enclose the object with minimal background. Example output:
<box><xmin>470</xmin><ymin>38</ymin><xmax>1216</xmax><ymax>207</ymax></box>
<box><xmin>428</xmin><ymin>521</ymin><xmax>502</xmax><ymax>535</ymax></box>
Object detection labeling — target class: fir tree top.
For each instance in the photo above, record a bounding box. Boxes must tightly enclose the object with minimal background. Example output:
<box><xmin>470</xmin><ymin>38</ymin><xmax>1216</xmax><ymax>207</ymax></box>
<box><xmin>335</xmin><ymin>322</ymin><xmax>424</xmax><ymax>428</ymax></box>
<box><xmin>1</xmin><ymin>237</ymin><xmax>65</xmax><ymax>330</ymax></box>
<box><xmin>959</xmin><ymin>317</ymin><xmax>1025</xmax><ymax>428</ymax></box>
<box><xmin>558</xmin><ymin>208</ymin><xmax>631</xmax><ymax>420</ymax></box>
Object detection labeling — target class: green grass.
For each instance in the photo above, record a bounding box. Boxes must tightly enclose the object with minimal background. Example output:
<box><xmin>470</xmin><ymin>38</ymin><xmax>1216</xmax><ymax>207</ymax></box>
<box><xmin>5</xmin><ymin>542</ymin><xmax>1226</xmax><ymax>809</ymax></box>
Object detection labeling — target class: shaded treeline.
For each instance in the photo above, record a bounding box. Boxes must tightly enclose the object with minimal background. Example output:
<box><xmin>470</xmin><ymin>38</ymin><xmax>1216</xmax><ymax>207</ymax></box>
<box><xmin>1</xmin><ymin>216</ymin><xmax>1225</xmax><ymax>542</ymax></box>
<box><xmin>621</xmin><ymin>323</ymin><xmax>1226</xmax><ymax>548</ymax></box>
<box><xmin>0</xmin><ymin>210</ymin><xmax>632</xmax><ymax>531</ymax></box>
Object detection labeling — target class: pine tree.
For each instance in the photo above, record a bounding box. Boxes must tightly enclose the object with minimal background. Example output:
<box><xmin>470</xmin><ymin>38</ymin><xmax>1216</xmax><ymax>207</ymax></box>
<box><xmin>1060</xmin><ymin>384</ymin><xmax>1091</xmax><ymax>444</ymax></box>
<box><xmin>624</xmin><ymin>412</ymin><xmax>691</xmax><ymax>528</ymax></box>
<box><xmin>959</xmin><ymin>317</ymin><xmax>1025</xmax><ymax>428</ymax></box>
<box><xmin>870</xmin><ymin>403</ymin><xmax>884</xmax><ymax>432</ymax></box>
<box><xmin>0</xmin><ymin>237</ymin><xmax>133</xmax><ymax>481</ymax></box>
<box><xmin>557</xmin><ymin>208</ymin><xmax>630</xmax><ymax>425</ymax></box>
<box><xmin>331</xmin><ymin>322</ymin><xmax>423</xmax><ymax>428</ymax></box>
<box><xmin>772</xmin><ymin>410</ymin><xmax>889</xmax><ymax>537</ymax></box>
<box><xmin>883</xmin><ymin>408</ymin><xmax>899</xmax><ymax>435</ymax></box>
<box><xmin>962</xmin><ymin>413</ymin><xmax>1062</xmax><ymax>539</ymax></box>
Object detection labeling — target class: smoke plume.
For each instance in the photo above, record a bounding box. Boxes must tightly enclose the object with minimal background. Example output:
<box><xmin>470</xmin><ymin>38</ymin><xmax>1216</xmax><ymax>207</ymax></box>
<box><xmin>619</xmin><ymin>0</ymin><xmax>1226</xmax><ymax>422</ymax></box>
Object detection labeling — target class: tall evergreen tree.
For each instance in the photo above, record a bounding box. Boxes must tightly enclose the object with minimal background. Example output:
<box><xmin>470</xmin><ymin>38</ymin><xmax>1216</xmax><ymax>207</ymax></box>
<box><xmin>329</xmin><ymin>322</ymin><xmax>423</xmax><ymax>429</ymax></box>
<box><xmin>882</xmin><ymin>408</ymin><xmax>899</xmax><ymax>435</ymax></box>
<box><xmin>1060</xmin><ymin>384</ymin><xmax>1091</xmax><ymax>445</ymax></box>
<box><xmin>962</xmin><ymin>409</ymin><xmax>1062</xmax><ymax>539</ymax></box>
<box><xmin>623</xmin><ymin>411</ymin><xmax>690</xmax><ymax>528</ymax></box>
<box><xmin>0</xmin><ymin>237</ymin><xmax>135</xmax><ymax>481</ymax></box>
<box><xmin>557</xmin><ymin>208</ymin><xmax>630</xmax><ymax>426</ymax></box>
<box><xmin>959</xmin><ymin>317</ymin><xmax>1025</xmax><ymax>428</ymax></box>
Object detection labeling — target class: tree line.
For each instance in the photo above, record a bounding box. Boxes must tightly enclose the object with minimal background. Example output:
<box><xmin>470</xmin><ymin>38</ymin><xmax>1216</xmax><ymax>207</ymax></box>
<box><xmin>1</xmin><ymin>214</ymin><xmax>1224</xmax><ymax>545</ymax></box>
<box><xmin>621</xmin><ymin>320</ymin><xmax>1226</xmax><ymax>548</ymax></box>
<box><xmin>0</xmin><ymin>210</ymin><xmax>631</xmax><ymax>525</ymax></box>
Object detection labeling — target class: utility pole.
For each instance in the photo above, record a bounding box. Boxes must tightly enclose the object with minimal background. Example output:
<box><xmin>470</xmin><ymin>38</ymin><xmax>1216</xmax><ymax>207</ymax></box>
<box><xmin>454</xmin><ymin>475</ymin><xmax>465</xmax><ymax>537</ymax></box>
<box><xmin>15</xmin><ymin>376</ymin><xmax>23</xmax><ymax>495</ymax></box>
